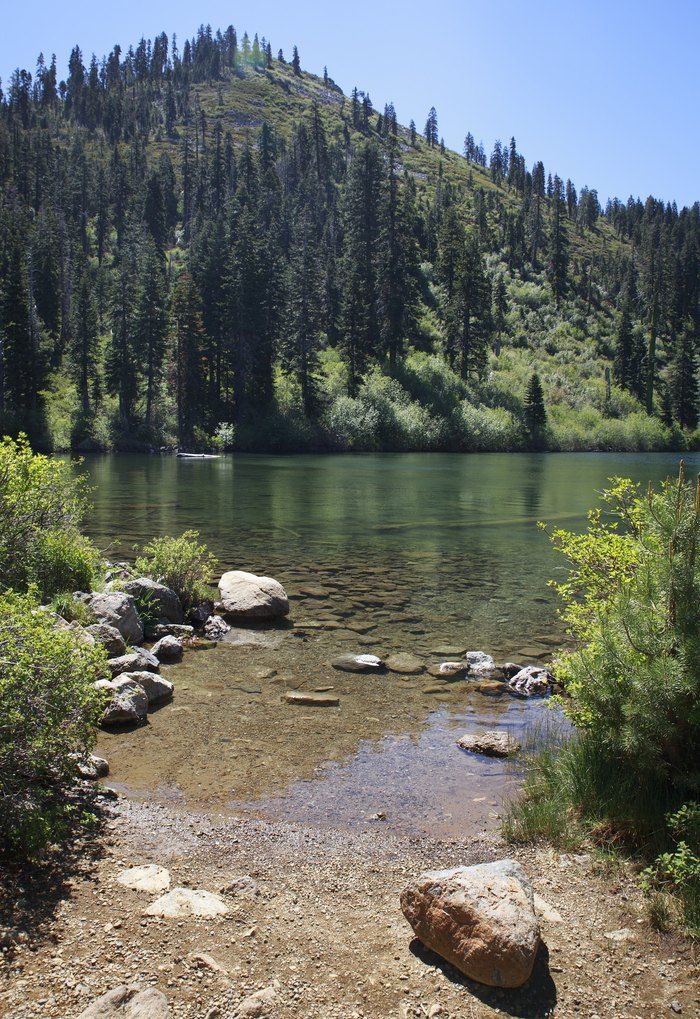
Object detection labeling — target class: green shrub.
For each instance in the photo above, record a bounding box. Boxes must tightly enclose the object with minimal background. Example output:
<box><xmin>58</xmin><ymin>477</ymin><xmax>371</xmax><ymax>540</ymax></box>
<box><xmin>0</xmin><ymin>591</ymin><xmax>107</xmax><ymax>857</ymax></box>
<box><xmin>134</xmin><ymin>530</ymin><xmax>216</xmax><ymax>609</ymax></box>
<box><xmin>508</xmin><ymin>464</ymin><xmax>700</xmax><ymax>933</ymax></box>
<box><xmin>0</xmin><ymin>434</ymin><xmax>100</xmax><ymax>598</ymax></box>
<box><xmin>28</xmin><ymin>531</ymin><xmax>100</xmax><ymax>601</ymax></box>
<box><xmin>48</xmin><ymin>593</ymin><xmax>96</xmax><ymax>626</ymax></box>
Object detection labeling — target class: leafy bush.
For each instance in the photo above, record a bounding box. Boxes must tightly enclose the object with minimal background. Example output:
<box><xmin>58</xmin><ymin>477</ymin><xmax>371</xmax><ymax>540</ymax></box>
<box><xmin>0</xmin><ymin>434</ymin><xmax>101</xmax><ymax>598</ymax></box>
<box><xmin>48</xmin><ymin>593</ymin><xmax>96</xmax><ymax>627</ymax></box>
<box><xmin>508</xmin><ymin>464</ymin><xmax>700</xmax><ymax>933</ymax></box>
<box><xmin>0</xmin><ymin>591</ymin><xmax>107</xmax><ymax>856</ymax></box>
<box><xmin>134</xmin><ymin>530</ymin><xmax>216</xmax><ymax>609</ymax></box>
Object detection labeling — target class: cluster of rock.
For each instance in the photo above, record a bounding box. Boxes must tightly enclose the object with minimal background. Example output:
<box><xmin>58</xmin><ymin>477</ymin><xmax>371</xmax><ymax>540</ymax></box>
<box><xmin>330</xmin><ymin>649</ymin><xmax>554</xmax><ymax>697</ymax></box>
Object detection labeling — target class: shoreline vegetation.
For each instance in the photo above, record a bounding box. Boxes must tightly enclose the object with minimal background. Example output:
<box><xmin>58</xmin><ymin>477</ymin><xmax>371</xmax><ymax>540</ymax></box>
<box><xmin>1</xmin><ymin>25</ymin><xmax>699</xmax><ymax>459</ymax></box>
<box><xmin>3</xmin><ymin>439</ymin><xmax>699</xmax><ymax>920</ymax></box>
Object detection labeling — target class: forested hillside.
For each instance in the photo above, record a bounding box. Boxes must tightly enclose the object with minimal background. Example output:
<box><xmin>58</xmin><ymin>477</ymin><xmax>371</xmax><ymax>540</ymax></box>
<box><xmin>0</xmin><ymin>25</ymin><xmax>698</xmax><ymax>451</ymax></box>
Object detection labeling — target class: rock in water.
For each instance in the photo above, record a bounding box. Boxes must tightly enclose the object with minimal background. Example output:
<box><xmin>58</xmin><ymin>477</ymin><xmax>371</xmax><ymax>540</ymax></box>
<box><xmin>122</xmin><ymin>671</ymin><xmax>174</xmax><ymax>707</ymax></box>
<box><xmin>508</xmin><ymin>665</ymin><xmax>553</xmax><ymax>697</ymax></box>
<box><xmin>78</xmin><ymin>983</ymin><xmax>169</xmax><ymax>1018</ymax></box>
<box><xmin>144</xmin><ymin>887</ymin><xmax>229</xmax><ymax>918</ymax></box>
<box><xmin>457</xmin><ymin>731</ymin><xmax>520</xmax><ymax>757</ymax></box>
<box><xmin>218</xmin><ymin>570</ymin><xmax>289</xmax><ymax>619</ymax></box>
<box><xmin>150</xmin><ymin>634</ymin><xmax>183</xmax><ymax>662</ymax></box>
<box><xmin>117</xmin><ymin>864</ymin><xmax>171</xmax><ymax>893</ymax></box>
<box><xmin>400</xmin><ymin>860</ymin><xmax>540</xmax><ymax>988</ymax></box>
<box><xmin>284</xmin><ymin>690</ymin><xmax>340</xmax><ymax>707</ymax></box>
<box><xmin>385</xmin><ymin>652</ymin><xmax>424</xmax><ymax>674</ymax></box>
<box><xmin>331</xmin><ymin>653</ymin><xmax>384</xmax><ymax>673</ymax></box>
<box><xmin>98</xmin><ymin>678</ymin><xmax>149</xmax><ymax>728</ymax></box>
<box><xmin>86</xmin><ymin>592</ymin><xmax>144</xmax><ymax>644</ymax></box>
<box><xmin>124</xmin><ymin>577</ymin><xmax>184</xmax><ymax>624</ymax></box>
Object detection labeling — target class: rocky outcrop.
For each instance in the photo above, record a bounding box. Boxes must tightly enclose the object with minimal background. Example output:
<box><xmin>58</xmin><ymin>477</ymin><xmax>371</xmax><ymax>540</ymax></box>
<box><xmin>150</xmin><ymin>634</ymin><xmax>183</xmax><ymax>662</ymax></box>
<box><xmin>85</xmin><ymin>592</ymin><xmax>144</xmax><ymax>644</ymax></box>
<box><xmin>78</xmin><ymin>984</ymin><xmax>169</xmax><ymax>1018</ymax></box>
<box><xmin>218</xmin><ymin>570</ymin><xmax>289</xmax><ymax>619</ymax></box>
<box><xmin>400</xmin><ymin>860</ymin><xmax>540</xmax><ymax>988</ymax></box>
<box><xmin>124</xmin><ymin>578</ymin><xmax>183</xmax><ymax>624</ymax></box>
<box><xmin>86</xmin><ymin>623</ymin><xmax>127</xmax><ymax>657</ymax></box>
<box><xmin>457</xmin><ymin>731</ymin><xmax>520</xmax><ymax>757</ymax></box>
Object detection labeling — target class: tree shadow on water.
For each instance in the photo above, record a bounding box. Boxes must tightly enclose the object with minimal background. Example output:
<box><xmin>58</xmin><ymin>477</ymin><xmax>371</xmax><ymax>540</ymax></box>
<box><xmin>409</xmin><ymin>938</ymin><xmax>557</xmax><ymax>1018</ymax></box>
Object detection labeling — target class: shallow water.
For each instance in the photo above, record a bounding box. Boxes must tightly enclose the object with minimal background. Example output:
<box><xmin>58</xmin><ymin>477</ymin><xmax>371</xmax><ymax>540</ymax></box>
<box><xmin>83</xmin><ymin>451</ymin><xmax>697</xmax><ymax>837</ymax></box>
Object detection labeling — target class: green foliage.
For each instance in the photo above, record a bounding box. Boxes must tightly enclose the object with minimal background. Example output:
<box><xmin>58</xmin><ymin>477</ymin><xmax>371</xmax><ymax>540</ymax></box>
<box><xmin>0</xmin><ymin>590</ymin><xmax>107</xmax><ymax>856</ymax></box>
<box><xmin>0</xmin><ymin>434</ymin><xmax>101</xmax><ymax>599</ymax></box>
<box><xmin>509</xmin><ymin>465</ymin><xmax>700</xmax><ymax>934</ymax></box>
<box><xmin>48</xmin><ymin>592</ymin><xmax>96</xmax><ymax>626</ymax></box>
<box><xmin>134</xmin><ymin>530</ymin><xmax>216</xmax><ymax>609</ymax></box>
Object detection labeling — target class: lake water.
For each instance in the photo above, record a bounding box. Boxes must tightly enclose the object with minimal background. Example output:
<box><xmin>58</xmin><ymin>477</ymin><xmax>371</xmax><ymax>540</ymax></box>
<box><xmin>82</xmin><ymin>452</ymin><xmax>697</xmax><ymax>837</ymax></box>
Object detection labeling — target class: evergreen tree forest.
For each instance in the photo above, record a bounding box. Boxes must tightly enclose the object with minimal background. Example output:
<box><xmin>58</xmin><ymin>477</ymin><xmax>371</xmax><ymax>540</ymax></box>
<box><xmin>0</xmin><ymin>24</ymin><xmax>698</xmax><ymax>452</ymax></box>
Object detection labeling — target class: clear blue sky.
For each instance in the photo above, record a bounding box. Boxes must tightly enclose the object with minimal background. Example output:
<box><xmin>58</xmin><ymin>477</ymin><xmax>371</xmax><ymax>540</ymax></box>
<box><xmin>1</xmin><ymin>0</ymin><xmax>698</xmax><ymax>207</ymax></box>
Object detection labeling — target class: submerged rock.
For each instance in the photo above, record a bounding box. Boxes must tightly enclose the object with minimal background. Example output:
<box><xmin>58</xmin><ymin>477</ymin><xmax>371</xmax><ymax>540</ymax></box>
<box><xmin>457</xmin><ymin>730</ymin><xmax>520</xmax><ymax>757</ymax></box>
<box><xmin>218</xmin><ymin>570</ymin><xmax>289</xmax><ymax>619</ymax></box>
<box><xmin>400</xmin><ymin>860</ymin><xmax>540</xmax><ymax>988</ymax></box>
<box><xmin>284</xmin><ymin>690</ymin><xmax>340</xmax><ymax>707</ymax></box>
<box><xmin>78</xmin><ymin>984</ymin><xmax>169</xmax><ymax>1018</ymax></box>
<box><xmin>331</xmin><ymin>653</ymin><xmax>384</xmax><ymax>673</ymax></box>
<box><xmin>385</xmin><ymin>652</ymin><xmax>424</xmax><ymax>675</ymax></box>
<box><xmin>85</xmin><ymin>592</ymin><xmax>144</xmax><ymax>644</ymax></box>
<box><xmin>144</xmin><ymin>887</ymin><xmax>229</xmax><ymax>918</ymax></box>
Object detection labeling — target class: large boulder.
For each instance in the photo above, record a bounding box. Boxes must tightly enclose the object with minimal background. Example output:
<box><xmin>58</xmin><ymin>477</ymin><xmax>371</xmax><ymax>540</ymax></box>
<box><xmin>218</xmin><ymin>570</ymin><xmax>289</xmax><ymax>620</ymax></box>
<box><xmin>400</xmin><ymin>860</ymin><xmax>540</xmax><ymax>988</ymax></box>
<box><xmin>98</xmin><ymin>678</ymin><xmax>149</xmax><ymax>728</ymax></box>
<box><xmin>107</xmin><ymin>648</ymin><xmax>159</xmax><ymax>677</ymax></box>
<box><xmin>150</xmin><ymin>635</ymin><xmax>183</xmax><ymax>662</ymax></box>
<box><xmin>86</xmin><ymin>623</ymin><xmax>127</xmax><ymax>657</ymax></box>
<box><xmin>86</xmin><ymin>592</ymin><xmax>144</xmax><ymax>645</ymax></box>
<box><xmin>78</xmin><ymin>984</ymin><xmax>169</xmax><ymax>1018</ymax></box>
<box><xmin>122</xmin><ymin>671</ymin><xmax>174</xmax><ymax>707</ymax></box>
<box><xmin>124</xmin><ymin>578</ymin><xmax>183</xmax><ymax>625</ymax></box>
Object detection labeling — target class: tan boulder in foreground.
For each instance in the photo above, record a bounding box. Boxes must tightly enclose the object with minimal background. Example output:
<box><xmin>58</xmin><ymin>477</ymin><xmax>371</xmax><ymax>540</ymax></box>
<box><xmin>78</xmin><ymin>983</ymin><xmax>169</xmax><ymax>1018</ymax></box>
<box><xmin>400</xmin><ymin>859</ymin><xmax>540</xmax><ymax>988</ymax></box>
<box><xmin>218</xmin><ymin>570</ymin><xmax>289</xmax><ymax>619</ymax></box>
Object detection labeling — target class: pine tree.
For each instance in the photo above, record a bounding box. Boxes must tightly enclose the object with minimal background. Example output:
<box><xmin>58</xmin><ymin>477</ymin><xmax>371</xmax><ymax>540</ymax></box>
<box><xmin>524</xmin><ymin>372</ymin><xmax>547</xmax><ymax>439</ymax></box>
<box><xmin>668</xmin><ymin>321</ymin><xmax>698</xmax><ymax>430</ymax></box>
<box><xmin>424</xmin><ymin>107</ymin><xmax>438</xmax><ymax>148</ymax></box>
<box><xmin>547</xmin><ymin>177</ymin><xmax>568</xmax><ymax>301</ymax></box>
<box><xmin>292</xmin><ymin>45</ymin><xmax>301</xmax><ymax>76</ymax></box>
<box><xmin>106</xmin><ymin>244</ymin><xmax>140</xmax><ymax>423</ymax></box>
<box><xmin>69</xmin><ymin>262</ymin><xmax>100</xmax><ymax>419</ymax></box>
<box><xmin>282</xmin><ymin>213</ymin><xmax>323</xmax><ymax>416</ymax></box>
<box><xmin>135</xmin><ymin>240</ymin><xmax>169</xmax><ymax>428</ymax></box>
<box><xmin>172</xmin><ymin>271</ymin><xmax>208</xmax><ymax>443</ymax></box>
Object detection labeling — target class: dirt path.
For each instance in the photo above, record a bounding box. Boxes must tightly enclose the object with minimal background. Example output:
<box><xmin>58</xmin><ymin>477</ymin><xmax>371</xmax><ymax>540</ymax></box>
<box><xmin>1</xmin><ymin>792</ymin><xmax>698</xmax><ymax>1019</ymax></box>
